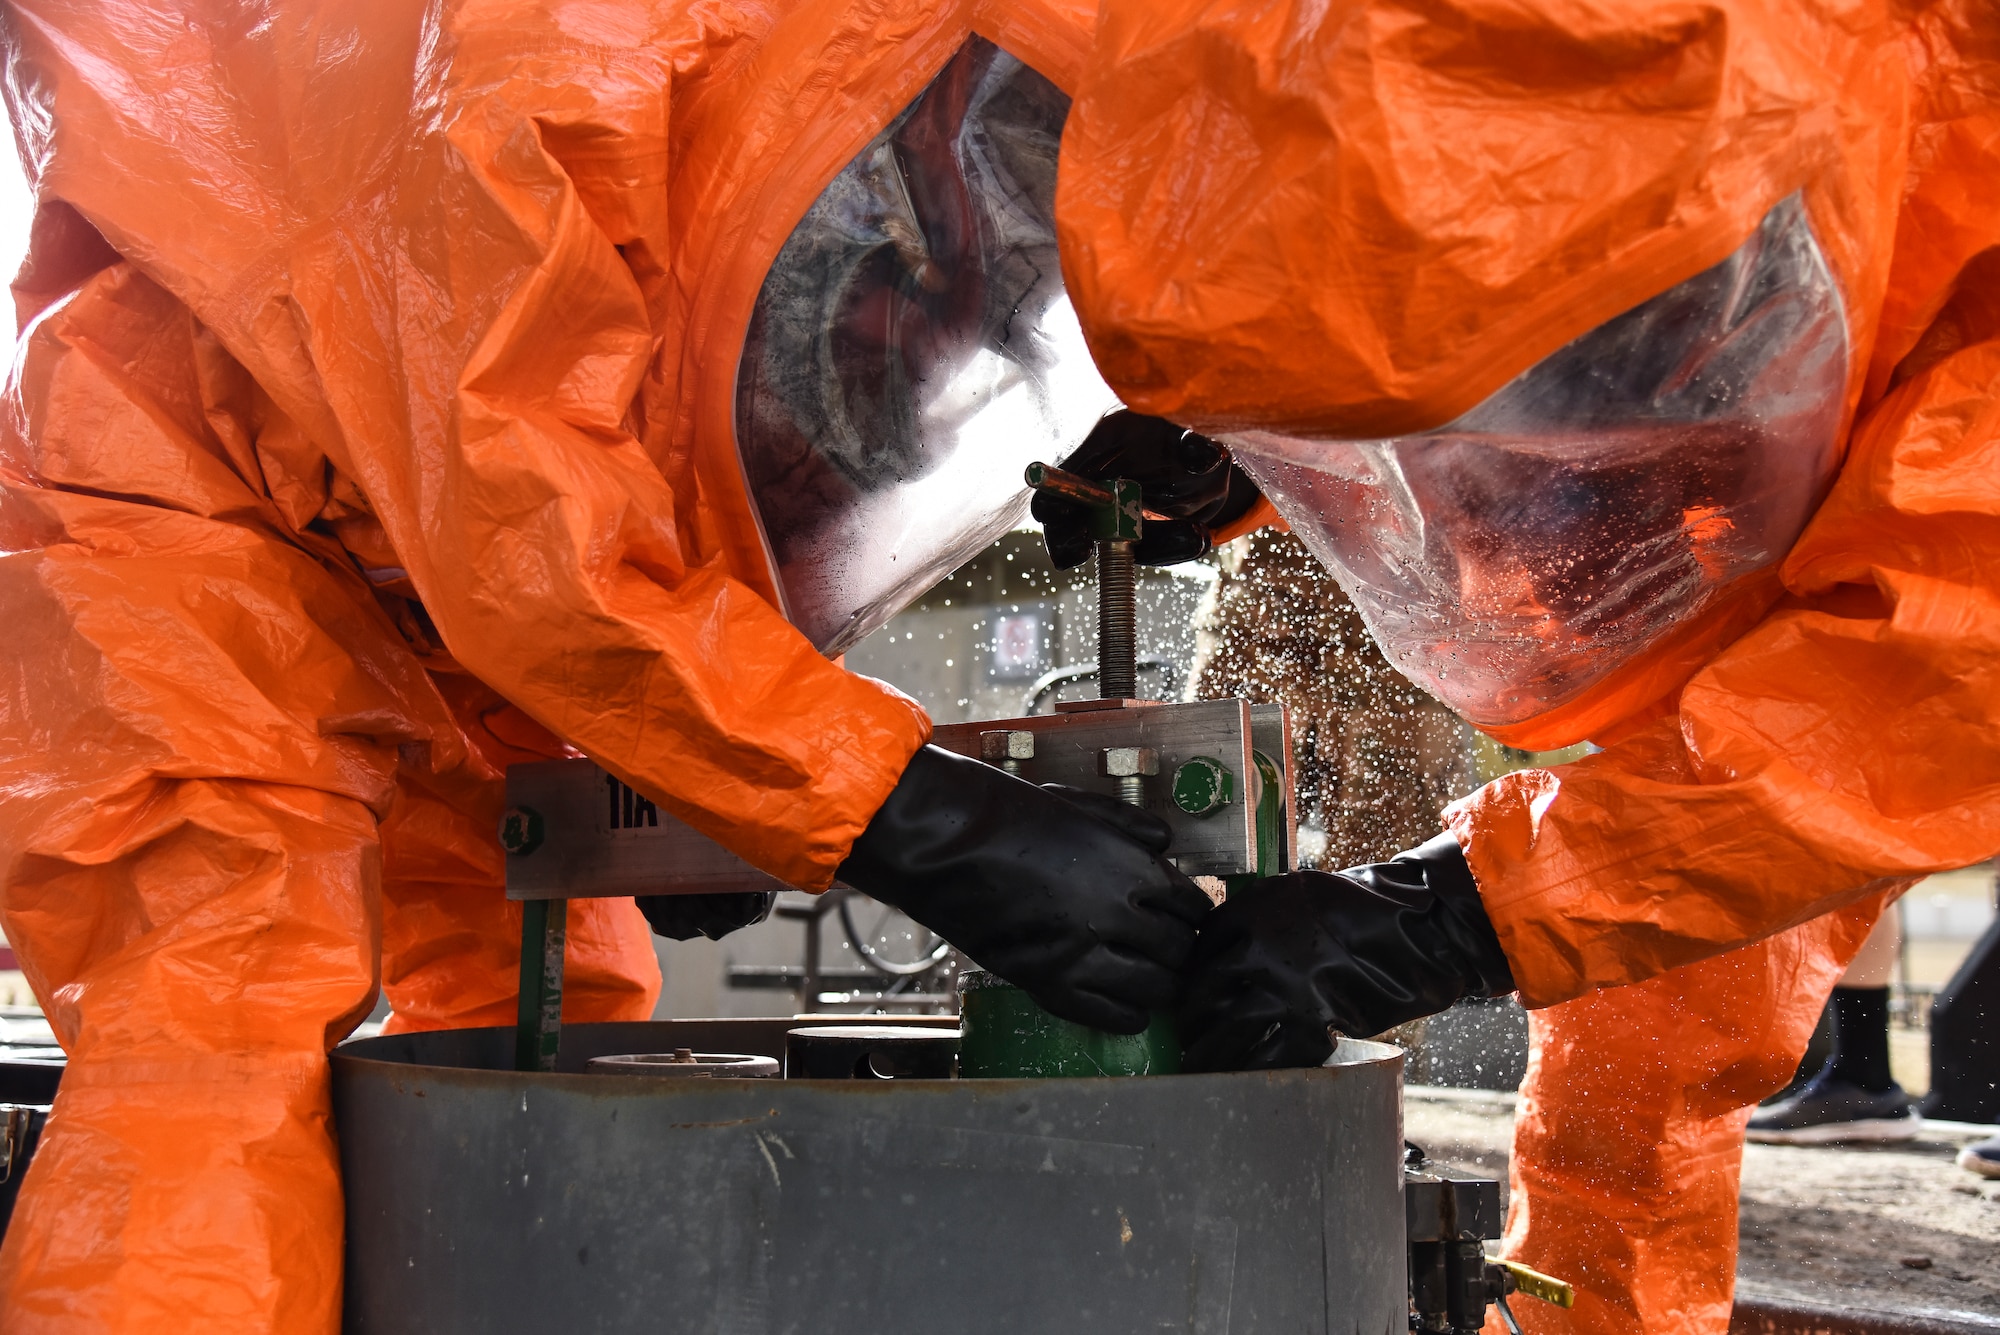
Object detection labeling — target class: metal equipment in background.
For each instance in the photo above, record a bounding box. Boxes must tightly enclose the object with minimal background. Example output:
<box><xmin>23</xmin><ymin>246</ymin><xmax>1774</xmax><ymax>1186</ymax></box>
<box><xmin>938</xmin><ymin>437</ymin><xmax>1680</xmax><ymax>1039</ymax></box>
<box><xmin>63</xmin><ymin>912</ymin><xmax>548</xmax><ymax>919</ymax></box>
<box><xmin>496</xmin><ymin>467</ymin><xmax>1294</xmax><ymax>1072</ymax></box>
<box><xmin>722</xmin><ymin>884</ymin><xmax>958</xmax><ymax>1013</ymax></box>
<box><xmin>0</xmin><ymin>1011</ymin><xmax>63</xmax><ymax>1240</ymax></box>
<box><xmin>0</xmin><ymin>1103</ymin><xmax>47</xmax><ymax>1240</ymax></box>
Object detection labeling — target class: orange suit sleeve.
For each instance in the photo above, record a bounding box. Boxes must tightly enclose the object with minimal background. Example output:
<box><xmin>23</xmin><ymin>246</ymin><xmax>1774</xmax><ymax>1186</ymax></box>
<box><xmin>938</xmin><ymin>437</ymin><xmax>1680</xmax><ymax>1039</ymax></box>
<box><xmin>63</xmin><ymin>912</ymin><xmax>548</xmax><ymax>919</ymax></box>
<box><xmin>5</xmin><ymin>0</ymin><xmax>932</xmax><ymax>890</ymax></box>
<box><xmin>274</xmin><ymin>9</ymin><xmax>933</xmax><ymax>890</ymax></box>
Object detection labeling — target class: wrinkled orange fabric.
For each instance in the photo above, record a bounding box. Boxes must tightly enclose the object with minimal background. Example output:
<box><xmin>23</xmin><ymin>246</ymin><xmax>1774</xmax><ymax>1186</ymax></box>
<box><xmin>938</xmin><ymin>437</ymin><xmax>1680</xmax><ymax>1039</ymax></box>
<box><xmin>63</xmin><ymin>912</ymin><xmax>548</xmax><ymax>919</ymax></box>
<box><xmin>0</xmin><ymin>254</ymin><xmax>664</xmax><ymax>1331</ymax></box>
<box><xmin>0</xmin><ymin>0</ymin><xmax>1107</xmax><ymax>1326</ymax></box>
<box><xmin>1061</xmin><ymin>2</ymin><xmax>2000</xmax><ymax>1332</ymax></box>
<box><xmin>377</xmin><ymin>675</ymin><xmax>663</xmax><ymax>1036</ymax></box>
<box><xmin>1494</xmin><ymin>898</ymin><xmax>1887</xmax><ymax>1335</ymax></box>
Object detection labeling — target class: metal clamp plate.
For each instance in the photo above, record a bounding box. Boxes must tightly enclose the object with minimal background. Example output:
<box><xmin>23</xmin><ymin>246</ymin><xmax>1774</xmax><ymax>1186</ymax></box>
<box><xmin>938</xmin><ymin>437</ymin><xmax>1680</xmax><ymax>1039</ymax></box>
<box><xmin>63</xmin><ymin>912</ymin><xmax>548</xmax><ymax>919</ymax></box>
<box><xmin>502</xmin><ymin>700</ymin><xmax>1293</xmax><ymax>900</ymax></box>
<box><xmin>929</xmin><ymin>701</ymin><xmax>1261</xmax><ymax>875</ymax></box>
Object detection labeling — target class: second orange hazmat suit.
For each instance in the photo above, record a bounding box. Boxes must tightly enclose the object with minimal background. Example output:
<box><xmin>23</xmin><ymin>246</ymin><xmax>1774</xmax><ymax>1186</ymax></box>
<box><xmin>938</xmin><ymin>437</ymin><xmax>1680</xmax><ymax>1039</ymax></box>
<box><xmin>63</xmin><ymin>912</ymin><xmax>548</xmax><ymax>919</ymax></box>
<box><xmin>1056</xmin><ymin>0</ymin><xmax>2000</xmax><ymax>1332</ymax></box>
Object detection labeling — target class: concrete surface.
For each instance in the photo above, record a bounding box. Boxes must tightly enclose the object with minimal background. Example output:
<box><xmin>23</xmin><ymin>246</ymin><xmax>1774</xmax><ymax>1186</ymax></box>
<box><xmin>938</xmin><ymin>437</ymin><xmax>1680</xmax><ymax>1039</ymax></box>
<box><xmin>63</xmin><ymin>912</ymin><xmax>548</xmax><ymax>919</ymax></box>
<box><xmin>1405</xmin><ymin>1086</ymin><xmax>2000</xmax><ymax>1323</ymax></box>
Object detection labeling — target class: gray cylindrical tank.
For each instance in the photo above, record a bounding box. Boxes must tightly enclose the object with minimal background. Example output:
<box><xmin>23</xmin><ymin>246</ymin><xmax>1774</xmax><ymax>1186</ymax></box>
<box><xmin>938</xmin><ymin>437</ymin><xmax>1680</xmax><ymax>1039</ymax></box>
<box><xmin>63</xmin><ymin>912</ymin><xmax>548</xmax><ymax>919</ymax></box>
<box><xmin>333</xmin><ymin>1019</ymin><xmax>1405</xmax><ymax>1335</ymax></box>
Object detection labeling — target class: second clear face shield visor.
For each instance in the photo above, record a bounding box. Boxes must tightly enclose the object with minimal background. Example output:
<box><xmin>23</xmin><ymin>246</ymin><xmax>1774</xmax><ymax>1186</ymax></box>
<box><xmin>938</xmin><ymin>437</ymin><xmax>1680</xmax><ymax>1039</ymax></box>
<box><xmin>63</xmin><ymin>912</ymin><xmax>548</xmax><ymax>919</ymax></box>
<box><xmin>735</xmin><ymin>38</ymin><xmax>1118</xmax><ymax>656</ymax></box>
<box><xmin>1226</xmin><ymin>199</ymin><xmax>1850</xmax><ymax>732</ymax></box>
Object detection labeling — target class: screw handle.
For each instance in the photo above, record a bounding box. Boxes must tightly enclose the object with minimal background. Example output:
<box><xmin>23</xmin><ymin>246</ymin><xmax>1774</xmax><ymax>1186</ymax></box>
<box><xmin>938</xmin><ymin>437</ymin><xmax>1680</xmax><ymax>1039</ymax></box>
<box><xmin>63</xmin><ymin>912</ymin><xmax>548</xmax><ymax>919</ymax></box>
<box><xmin>1023</xmin><ymin>461</ymin><xmax>1114</xmax><ymax>507</ymax></box>
<box><xmin>1498</xmin><ymin>1261</ymin><xmax>1574</xmax><ymax>1309</ymax></box>
<box><xmin>1024</xmin><ymin>463</ymin><xmax>1146</xmax><ymax>543</ymax></box>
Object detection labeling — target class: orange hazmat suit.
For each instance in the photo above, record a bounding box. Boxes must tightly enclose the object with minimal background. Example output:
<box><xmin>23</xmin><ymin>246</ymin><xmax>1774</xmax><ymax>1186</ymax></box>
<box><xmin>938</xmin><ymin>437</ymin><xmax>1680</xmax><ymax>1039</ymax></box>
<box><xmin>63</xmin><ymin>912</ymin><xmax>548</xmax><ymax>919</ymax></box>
<box><xmin>0</xmin><ymin>0</ymin><xmax>1113</xmax><ymax>1326</ymax></box>
<box><xmin>1058</xmin><ymin>0</ymin><xmax>2000</xmax><ymax>1331</ymax></box>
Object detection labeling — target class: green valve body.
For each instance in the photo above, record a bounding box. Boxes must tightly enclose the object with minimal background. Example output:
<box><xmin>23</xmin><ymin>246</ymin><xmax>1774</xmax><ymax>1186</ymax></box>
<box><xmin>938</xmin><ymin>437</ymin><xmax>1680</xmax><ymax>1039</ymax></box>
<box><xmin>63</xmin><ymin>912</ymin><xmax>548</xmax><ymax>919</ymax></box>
<box><xmin>957</xmin><ymin>969</ymin><xmax>1180</xmax><ymax>1078</ymax></box>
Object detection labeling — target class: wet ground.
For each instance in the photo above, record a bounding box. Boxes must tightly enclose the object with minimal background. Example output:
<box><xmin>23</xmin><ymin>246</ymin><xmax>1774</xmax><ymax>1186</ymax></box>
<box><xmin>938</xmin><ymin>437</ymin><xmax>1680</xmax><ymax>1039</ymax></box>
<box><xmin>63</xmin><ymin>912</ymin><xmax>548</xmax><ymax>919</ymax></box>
<box><xmin>1404</xmin><ymin>1086</ymin><xmax>2000</xmax><ymax>1323</ymax></box>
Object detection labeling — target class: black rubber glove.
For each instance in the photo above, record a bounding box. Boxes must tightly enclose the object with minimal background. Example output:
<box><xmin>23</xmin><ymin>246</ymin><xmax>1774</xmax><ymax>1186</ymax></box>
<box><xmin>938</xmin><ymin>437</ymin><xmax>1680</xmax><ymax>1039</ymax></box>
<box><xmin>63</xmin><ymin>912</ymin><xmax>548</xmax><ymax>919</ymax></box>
<box><xmin>636</xmin><ymin>891</ymin><xmax>776</xmax><ymax>942</ymax></box>
<box><xmin>1177</xmin><ymin>834</ymin><xmax>1516</xmax><ymax>1072</ymax></box>
<box><xmin>838</xmin><ymin>745</ymin><xmax>1214</xmax><ymax>1033</ymax></box>
<box><xmin>1033</xmin><ymin>410</ymin><xmax>1263</xmax><ymax>569</ymax></box>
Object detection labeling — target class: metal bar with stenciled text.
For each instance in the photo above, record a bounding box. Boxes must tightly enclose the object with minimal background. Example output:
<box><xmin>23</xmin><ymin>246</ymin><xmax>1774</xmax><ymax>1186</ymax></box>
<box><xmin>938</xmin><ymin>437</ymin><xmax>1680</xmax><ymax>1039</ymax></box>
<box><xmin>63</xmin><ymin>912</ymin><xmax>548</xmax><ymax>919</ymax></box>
<box><xmin>499</xmin><ymin>700</ymin><xmax>1293</xmax><ymax>900</ymax></box>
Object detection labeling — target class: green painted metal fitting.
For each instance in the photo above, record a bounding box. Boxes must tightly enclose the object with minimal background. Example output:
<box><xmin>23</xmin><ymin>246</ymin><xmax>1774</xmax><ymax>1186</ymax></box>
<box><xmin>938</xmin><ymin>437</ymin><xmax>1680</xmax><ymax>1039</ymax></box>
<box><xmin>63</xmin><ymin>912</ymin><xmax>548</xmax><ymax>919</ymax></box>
<box><xmin>956</xmin><ymin>969</ymin><xmax>1180</xmax><ymax>1078</ymax></box>
<box><xmin>1172</xmin><ymin>755</ymin><xmax>1235</xmax><ymax>816</ymax></box>
<box><xmin>1224</xmin><ymin>749</ymin><xmax>1287</xmax><ymax>899</ymax></box>
<box><xmin>1088</xmin><ymin>477</ymin><xmax>1145</xmax><ymax>543</ymax></box>
<box><xmin>498</xmin><ymin>806</ymin><xmax>544</xmax><ymax>856</ymax></box>
<box><xmin>1250</xmin><ymin>749</ymin><xmax>1283</xmax><ymax>876</ymax></box>
<box><xmin>1022</xmin><ymin>462</ymin><xmax>1144</xmax><ymax>543</ymax></box>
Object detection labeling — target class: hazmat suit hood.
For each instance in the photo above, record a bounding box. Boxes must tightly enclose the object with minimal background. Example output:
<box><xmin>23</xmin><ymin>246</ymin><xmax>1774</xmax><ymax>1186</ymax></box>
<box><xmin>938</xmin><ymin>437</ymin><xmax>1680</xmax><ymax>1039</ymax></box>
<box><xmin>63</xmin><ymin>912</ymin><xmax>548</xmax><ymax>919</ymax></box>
<box><xmin>1225</xmin><ymin>198</ymin><xmax>1850</xmax><ymax>739</ymax></box>
<box><xmin>736</xmin><ymin>35</ymin><xmax>1116</xmax><ymax>654</ymax></box>
<box><xmin>1054</xmin><ymin>12</ymin><xmax>2000</xmax><ymax>1332</ymax></box>
<box><xmin>1055</xmin><ymin>0</ymin><xmax>1909</xmax><ymax>749</ymax></box>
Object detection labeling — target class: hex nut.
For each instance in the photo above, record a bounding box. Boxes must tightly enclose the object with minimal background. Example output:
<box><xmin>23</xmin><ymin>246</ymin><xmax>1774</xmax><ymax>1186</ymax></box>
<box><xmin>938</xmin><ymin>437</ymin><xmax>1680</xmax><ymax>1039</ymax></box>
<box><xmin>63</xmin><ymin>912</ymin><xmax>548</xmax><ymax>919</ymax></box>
<box><xmin>1097</xmin><ymin>746</ymin><xmax>1160</xmax><ymax>778</ymax></box>
<box><xmin>979</xmin><ymin>730</ymin><xmax>1036</xmax><ymax>762</ymax></box>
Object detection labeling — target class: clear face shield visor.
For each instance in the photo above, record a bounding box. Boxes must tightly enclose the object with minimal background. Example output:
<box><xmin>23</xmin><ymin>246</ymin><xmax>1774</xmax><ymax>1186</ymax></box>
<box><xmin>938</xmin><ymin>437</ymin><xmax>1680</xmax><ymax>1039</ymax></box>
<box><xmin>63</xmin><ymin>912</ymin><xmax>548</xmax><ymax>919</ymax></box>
<box><xmin>735</xmin><ymin>38</ymin><xmax>1118</xmax><ymax>656</ymax></box>
<box><xmin>1226</xmin><ymin>198</ymin><xmax>1851</xmax><ymax>731</ymax></box>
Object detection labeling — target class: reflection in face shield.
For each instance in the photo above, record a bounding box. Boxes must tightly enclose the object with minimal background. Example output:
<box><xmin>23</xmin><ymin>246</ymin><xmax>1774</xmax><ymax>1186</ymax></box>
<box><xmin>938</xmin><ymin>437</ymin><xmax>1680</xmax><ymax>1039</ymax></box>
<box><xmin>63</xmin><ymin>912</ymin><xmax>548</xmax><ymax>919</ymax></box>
<box><xmin>1227</xmin><ymin>198</ymin><xmax>1849</xmax><ymax>729</ymax></box>
<box><xmin>737</xmin><ymin>39</ymin><xmax>1119</xmax><ymax>655</ymax></box>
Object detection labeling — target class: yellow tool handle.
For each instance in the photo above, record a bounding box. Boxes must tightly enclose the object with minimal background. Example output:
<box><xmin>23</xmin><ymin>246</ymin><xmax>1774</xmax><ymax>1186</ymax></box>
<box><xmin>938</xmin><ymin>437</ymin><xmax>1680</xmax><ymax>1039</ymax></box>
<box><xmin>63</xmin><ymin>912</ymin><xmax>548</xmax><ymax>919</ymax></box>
<box><xmin>1501</xmin><ymin>1260</ymin><xmax>1575</xmax><ymax>1309</ymax></box>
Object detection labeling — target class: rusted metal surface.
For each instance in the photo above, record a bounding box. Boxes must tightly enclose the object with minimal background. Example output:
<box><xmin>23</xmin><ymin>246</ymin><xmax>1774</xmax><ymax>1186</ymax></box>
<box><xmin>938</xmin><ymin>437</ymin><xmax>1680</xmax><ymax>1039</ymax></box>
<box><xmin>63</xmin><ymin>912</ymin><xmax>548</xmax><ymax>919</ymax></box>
<box><xmin>334</xmin><ymin>1019</ymin><xmax>1405</xmax><ymax>1335</ymax></box>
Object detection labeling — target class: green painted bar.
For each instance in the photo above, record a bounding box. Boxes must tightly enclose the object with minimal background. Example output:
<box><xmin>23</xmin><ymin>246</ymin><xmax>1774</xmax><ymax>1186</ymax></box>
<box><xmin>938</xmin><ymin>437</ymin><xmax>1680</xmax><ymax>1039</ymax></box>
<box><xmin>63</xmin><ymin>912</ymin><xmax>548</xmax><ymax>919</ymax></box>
<box><xmin>514</xmin><ymin>897</ymin><xmax>568</xmax><ymax>1073</ymax></box>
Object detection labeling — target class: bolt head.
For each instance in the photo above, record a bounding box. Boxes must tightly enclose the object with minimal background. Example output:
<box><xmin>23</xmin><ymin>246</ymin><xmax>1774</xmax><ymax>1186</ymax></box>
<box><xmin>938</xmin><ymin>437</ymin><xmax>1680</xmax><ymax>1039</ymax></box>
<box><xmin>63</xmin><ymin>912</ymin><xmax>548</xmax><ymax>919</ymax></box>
<box><xmin>499</xmin><ymin>806</ymin><xmax>545</xmax><ymax>855</ymax></box>
<box><xmin>1098</xmin><ymin>746</ymin><xmax>1160</xmax><ymax>778</ymax></box>
<box><xmin>1172</xmin><ymin>756</ymin><xmax>1236</xmax><ymax>816</ymax></box>
<box><xmin>979</xmin><ymin>730</ymin><xmax>1036</xmax><ymax>762</ymax></box>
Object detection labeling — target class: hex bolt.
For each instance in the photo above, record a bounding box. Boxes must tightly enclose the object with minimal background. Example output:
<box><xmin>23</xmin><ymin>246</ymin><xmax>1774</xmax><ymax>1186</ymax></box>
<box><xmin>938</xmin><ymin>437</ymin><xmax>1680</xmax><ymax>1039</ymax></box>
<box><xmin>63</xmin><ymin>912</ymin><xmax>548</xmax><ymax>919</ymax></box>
<box><xmin>1172</xmin><ymin>756</ymin><xmax>1236</xmax><ymax>817</ymax></box>
<box><xmin>499</xmin><ymin>806</ymin><xmax>544</xmax><ymax>856</ymax></box>
<box><xmin>1099</xmin><ymin>745</ymin><xmax>1160</xmax><ymax>807</ymax></box>
<box><xmin>978</xmin><ymin>729</ymin><xmax>1036</xmax><ymax>776</ymax></box>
